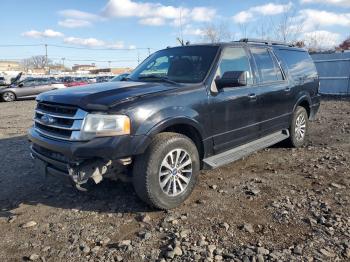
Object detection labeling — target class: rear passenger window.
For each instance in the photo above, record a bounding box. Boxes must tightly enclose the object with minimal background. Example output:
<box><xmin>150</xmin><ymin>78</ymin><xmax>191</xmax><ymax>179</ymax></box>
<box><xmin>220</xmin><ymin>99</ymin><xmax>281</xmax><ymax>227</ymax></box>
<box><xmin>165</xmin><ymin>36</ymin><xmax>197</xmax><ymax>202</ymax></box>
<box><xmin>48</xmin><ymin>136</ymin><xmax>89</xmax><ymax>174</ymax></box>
<box><xmin>274</xmin><ymin>49</ymin><xmax>318</xmax><ymax>81</ymax></box>
<box><xmin>217</xmin><ymin>47</ymin><xmax>253</xmax><ymax>85</ymax></box>
<box><xmin>251</xmin><ymin>48</ymin><xmax>283</xmax><ymax>83</ymax></box>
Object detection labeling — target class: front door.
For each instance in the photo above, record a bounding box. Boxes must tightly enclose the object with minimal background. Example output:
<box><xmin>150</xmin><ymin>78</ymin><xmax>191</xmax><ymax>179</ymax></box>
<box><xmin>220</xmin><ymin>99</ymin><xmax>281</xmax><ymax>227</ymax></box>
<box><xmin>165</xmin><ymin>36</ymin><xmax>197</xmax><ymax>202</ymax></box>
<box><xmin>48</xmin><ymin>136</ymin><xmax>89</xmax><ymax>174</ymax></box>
<box><xmin>210</xmin><ymin>46</ymin><xmax>260</xmax><ymax>153</ymax></box>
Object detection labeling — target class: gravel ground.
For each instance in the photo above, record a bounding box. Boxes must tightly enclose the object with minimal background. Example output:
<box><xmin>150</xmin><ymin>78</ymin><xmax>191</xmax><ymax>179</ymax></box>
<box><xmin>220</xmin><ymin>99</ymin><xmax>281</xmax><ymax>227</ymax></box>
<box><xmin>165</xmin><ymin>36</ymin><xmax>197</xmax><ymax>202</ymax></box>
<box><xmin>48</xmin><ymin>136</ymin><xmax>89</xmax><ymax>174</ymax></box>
<box><xmin>0</xmin><ymin>98</ymin><xmax>349</xmax><ymax>262</ymax></box>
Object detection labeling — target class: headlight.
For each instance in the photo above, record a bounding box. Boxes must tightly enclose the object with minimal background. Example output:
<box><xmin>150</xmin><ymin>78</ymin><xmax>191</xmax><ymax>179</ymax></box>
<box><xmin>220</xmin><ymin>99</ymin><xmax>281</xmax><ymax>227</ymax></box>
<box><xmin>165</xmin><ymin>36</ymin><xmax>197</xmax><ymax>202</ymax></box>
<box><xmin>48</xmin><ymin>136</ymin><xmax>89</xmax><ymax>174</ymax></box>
<box><xmin>80</xmin><ymin>114</ymin><xmax>130</xmax><ymax>140</ymax></box>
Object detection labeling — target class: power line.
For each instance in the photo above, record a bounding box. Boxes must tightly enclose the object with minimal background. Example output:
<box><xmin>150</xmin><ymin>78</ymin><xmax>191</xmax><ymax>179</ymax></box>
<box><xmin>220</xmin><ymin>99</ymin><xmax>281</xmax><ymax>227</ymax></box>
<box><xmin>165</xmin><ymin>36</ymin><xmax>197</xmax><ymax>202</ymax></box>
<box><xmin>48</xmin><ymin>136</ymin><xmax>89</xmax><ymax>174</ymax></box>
<box><xmin>0</xmin><ymin>43</ymin><xmax>155</xmax><ymax>51</ymax></box>
<box><xmin>48</xmin><ymin>44</ymin><xmax>153</xmax><ymax>51</ymax></box>
<box><xmin>0</xmin><ymin>44</ymin><xmax>43</xmax><ymax>47</ymax></box>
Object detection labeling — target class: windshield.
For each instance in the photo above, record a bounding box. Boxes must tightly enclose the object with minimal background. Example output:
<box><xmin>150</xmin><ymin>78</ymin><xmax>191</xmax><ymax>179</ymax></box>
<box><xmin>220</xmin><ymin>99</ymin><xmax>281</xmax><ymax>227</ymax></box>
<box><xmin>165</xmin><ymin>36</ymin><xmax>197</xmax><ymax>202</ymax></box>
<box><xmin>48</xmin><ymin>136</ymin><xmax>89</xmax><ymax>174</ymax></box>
<box><xmin>129</xmin><ymin>46</ymin><xmax>219</xmax><ymax>84</ymax></box>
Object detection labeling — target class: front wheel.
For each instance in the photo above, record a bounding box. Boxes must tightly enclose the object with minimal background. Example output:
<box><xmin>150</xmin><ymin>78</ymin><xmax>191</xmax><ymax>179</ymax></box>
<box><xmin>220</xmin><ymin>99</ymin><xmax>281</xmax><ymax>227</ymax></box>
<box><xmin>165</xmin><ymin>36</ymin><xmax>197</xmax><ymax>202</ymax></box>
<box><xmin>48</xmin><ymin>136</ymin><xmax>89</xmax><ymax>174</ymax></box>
<box><xmin>2</xmin><ymin>91</ymin><xmax>16</xmax><ymax>102</ymax></box>
<box><xmin>287</xmin><ymin>106</ymin><xmax>309</xmax><ymax>148</ymax></box>
<box><xmin>132</xmin><ymin>132</ymin><xmax>200</xmax><ymax>210</ymax></box>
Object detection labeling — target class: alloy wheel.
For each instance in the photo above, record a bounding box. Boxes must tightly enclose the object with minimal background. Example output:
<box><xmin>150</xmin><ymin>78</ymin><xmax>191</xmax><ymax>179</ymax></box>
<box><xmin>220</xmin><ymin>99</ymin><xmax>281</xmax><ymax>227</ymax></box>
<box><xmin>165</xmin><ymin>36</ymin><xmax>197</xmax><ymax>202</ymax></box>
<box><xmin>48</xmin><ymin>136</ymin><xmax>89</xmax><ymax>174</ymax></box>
<box><xmin>158</xmin><ymin>148</ymin><xmax>193</xmax><ymax>197</ymax></box>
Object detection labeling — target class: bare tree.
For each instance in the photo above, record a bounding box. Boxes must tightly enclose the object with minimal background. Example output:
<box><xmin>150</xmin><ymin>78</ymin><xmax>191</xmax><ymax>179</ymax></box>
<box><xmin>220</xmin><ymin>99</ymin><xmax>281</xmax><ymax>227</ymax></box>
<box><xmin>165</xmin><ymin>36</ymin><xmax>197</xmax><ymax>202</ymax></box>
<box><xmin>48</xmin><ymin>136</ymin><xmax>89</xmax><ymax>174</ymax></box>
<box><xmin>272</xmin><ymin>6</ymin><xmax>303</xmax><ymax>43</ymax></box>
<box><xmin>21</xmin><ymin>55</ymin><xmax>52</xmax><ymax>69</ymax></box>
<box><xmin>200</xmin><ymin>22</ymin><xmax>234</xmax><ymax>43</ymax></box>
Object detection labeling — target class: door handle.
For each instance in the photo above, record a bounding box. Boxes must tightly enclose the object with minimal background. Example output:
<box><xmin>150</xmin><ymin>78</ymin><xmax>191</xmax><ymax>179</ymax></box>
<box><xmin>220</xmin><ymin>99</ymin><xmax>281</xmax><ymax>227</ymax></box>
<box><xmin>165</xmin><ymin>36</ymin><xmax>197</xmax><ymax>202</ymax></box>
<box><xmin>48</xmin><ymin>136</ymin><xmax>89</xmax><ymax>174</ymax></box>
<box><xmin>284</xmin><ymin>87</ymin><xmax>291</xmax><ymax>92</ymax></box>
<box><xmin>248</xmin><ymin>93</ymin><xmax>257</xmax><ymax>100</ymax></box>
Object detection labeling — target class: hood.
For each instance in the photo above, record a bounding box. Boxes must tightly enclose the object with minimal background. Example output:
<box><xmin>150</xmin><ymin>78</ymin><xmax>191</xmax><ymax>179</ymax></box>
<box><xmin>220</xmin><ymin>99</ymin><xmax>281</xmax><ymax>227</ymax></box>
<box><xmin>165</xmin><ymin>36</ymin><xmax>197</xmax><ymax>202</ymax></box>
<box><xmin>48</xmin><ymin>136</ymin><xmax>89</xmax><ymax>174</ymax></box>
<box><xmin>37</xmin><ymin>81</ymin><xmax>177</xmax><ymax>110</ymax></box>
<box><xmin>11</xmin><ymin>72</ymin><xmax>22</xmax><ymax>84</ymax></box>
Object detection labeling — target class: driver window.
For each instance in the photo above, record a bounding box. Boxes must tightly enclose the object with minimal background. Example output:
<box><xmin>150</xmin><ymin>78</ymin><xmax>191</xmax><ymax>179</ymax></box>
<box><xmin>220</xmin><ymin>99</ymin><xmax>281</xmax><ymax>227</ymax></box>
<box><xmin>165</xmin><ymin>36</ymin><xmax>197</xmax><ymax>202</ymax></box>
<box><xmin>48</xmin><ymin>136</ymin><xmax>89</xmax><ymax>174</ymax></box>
<box><xmin>217</xmin><ymin>47</ymin><xmax>253</xmax><ymax>85</ymax></box>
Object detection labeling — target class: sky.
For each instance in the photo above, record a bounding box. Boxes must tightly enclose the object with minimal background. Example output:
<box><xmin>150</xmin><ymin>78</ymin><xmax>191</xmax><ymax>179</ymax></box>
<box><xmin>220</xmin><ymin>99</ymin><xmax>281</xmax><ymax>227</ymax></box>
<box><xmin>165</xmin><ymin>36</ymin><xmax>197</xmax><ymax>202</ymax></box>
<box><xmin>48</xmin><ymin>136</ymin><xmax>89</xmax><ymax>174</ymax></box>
<box><xmin>1</xmin><ymin>0</ymin><xmax>349</xmax><ymax>68</ymax></box>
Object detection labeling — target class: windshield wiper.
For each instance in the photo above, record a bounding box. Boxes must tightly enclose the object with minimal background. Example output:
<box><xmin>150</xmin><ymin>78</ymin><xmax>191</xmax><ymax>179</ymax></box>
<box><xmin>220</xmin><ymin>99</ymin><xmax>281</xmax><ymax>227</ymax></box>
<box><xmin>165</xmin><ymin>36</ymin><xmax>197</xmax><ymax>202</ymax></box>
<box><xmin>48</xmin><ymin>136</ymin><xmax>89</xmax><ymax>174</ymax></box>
<box><xmin>138</xmin><ymin>75</ymin><xmax>179</xmax><ymax>85</ymax></box>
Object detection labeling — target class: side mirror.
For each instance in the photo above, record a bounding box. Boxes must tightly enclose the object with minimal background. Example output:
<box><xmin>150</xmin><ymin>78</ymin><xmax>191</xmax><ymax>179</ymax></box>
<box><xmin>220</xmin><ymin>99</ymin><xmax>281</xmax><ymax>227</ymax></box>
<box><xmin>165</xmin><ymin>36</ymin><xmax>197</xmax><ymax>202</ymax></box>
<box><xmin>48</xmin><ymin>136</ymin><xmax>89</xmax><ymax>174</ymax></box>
<box><xmin>18</xmin><ymin>83</ymin><xmax>24</xmax><ymax>87</ymax></box>
<box><xmin>215</xmin><ymin>71</ymin><xmax>247</xmax><ymax>89</ymax></box>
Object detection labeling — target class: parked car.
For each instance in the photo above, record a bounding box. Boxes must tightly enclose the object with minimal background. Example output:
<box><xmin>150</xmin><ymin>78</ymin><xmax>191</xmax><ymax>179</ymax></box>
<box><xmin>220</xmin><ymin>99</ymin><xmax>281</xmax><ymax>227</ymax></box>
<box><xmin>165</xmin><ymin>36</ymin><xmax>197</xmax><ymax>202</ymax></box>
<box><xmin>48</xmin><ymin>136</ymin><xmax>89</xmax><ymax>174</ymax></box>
<box><xmin>63</xmin><ymin>77</ymin><xmax>89</xmax><ymax>87</ymax></box>
<box><xmin>29</xmin><ymin>39</ymin><xmax>320</xmax><ymax>209</ymax></box>
<box><xmin>96</xmin><ymin>75</ymin><xmax>114</xmax><ymax>82</ymax></box>
<box><xmin>0</xmin><ymin>76</ymin><xmax>6</xmax><ymax>86</ymax></box>
<box><xmin>110</xmin><ymin>73</ymin><xmax>130</xmax><ymax>82</ymax></box>
<box><xmin>1</xmin><ymin>77</ymin><xmax>65</xmax><ymax>102</ymax></box>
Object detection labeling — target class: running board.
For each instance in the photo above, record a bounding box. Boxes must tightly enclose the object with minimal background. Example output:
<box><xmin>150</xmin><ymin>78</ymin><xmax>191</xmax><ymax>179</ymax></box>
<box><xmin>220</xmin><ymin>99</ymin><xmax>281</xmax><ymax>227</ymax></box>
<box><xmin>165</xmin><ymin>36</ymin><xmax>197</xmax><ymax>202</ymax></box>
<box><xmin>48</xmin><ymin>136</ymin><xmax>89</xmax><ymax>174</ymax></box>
<box><xmin>203</xmin><ymin>130</ymin><xmax>289</xmax><ymax>169</ymax></box>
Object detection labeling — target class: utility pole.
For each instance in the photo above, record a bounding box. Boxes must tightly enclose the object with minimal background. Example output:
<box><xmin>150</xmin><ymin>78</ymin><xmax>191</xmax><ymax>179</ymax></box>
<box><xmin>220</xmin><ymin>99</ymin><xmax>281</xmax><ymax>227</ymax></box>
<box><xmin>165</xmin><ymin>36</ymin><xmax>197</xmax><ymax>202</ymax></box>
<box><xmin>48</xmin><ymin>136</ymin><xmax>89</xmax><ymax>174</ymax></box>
<box><xmin>147</xmin><ymin>48</ymin><xmax>151</xmax><ymax>56</ymax></box>
<box><xmin>137</xmin><ymin>50</ymin><xmax>140</xmax><ymax>64</ymax></box>
<box><xmin>45</xmin><ymin>44</ymin><xmax>48</xmax><ymax>67</ymax></box>
<box><xmin>108</xmin><ymin>61</ymin><xmax>111</xmax><ymax>68</ymax></box>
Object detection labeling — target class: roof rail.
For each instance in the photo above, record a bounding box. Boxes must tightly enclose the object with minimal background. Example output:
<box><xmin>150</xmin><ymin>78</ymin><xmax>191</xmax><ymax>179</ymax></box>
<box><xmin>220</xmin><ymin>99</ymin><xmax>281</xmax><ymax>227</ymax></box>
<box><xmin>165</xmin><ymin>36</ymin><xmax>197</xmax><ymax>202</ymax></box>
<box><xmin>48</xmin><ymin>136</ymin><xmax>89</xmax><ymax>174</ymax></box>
<box><xmin>238</xmin><ymin>38</ymin><xmax>294</xmax><ymax>47</ymax></box>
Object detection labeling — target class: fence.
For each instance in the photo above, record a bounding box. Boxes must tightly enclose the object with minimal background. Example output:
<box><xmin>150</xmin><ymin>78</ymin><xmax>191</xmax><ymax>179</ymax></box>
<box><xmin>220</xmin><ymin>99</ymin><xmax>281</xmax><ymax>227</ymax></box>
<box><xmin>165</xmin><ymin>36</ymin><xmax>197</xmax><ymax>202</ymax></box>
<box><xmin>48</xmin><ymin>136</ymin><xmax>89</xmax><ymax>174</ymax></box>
<box><xmin>311</xmin><ymin>52</ymin><xmax>350</xmax><ymax>95</ymax></box>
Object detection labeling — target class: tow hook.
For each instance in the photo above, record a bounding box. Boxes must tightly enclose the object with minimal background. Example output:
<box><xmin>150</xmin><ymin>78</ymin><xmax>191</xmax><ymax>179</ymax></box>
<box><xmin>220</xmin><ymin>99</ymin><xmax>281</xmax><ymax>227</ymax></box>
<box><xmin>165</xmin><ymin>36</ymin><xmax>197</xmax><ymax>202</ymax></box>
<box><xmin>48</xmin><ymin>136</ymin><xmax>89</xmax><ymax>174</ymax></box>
<box><xmin>68</xmin><ymin>160</ymin><xmax>112</xmax><ymax>191</ymax></box>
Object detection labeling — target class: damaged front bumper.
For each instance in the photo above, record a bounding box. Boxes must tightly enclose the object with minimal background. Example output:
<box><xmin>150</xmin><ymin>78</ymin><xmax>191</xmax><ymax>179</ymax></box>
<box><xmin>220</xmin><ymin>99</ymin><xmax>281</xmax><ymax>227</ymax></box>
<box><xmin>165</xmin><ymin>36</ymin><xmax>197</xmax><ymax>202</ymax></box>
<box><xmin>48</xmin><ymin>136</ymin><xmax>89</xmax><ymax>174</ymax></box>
<box><xmin>30</xmin><ymin>144</ymin><xmax>131</xmax><ymax>191</ymax></box>
<box><xmin>28</xmin><ymin>127</ymin><xmax>149</xmax><ymax>190</ymax></box>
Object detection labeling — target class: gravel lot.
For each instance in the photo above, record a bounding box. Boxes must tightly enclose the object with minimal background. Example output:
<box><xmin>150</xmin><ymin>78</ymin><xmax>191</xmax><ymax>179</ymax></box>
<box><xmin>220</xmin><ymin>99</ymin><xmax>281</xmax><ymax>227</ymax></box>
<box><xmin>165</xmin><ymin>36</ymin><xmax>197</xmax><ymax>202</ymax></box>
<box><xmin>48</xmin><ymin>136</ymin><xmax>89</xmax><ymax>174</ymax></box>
<box><xmin>0</xmin><ymin>98</ymin><xmax>349</xmax><ymax>262</ymax></box>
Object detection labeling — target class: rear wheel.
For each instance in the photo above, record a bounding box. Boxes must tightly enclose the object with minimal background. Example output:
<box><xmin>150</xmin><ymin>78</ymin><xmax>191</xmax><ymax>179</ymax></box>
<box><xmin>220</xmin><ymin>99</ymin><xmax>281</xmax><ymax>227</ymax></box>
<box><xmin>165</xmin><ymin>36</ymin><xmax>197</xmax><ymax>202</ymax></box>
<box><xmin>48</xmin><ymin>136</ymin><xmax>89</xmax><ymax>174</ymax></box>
<box><xmin>287</xmin><ymin>106</ymin><xmax>309</xmax><ymax>147</ymax></box>
<box><xmin>132</xmin><ymin>132</ymin><xmax>200</xmax><ymax>210</ymax></box>
<box><xmin>2</xmin><ymin>91</ymin><xmax>16</xmax><ymax>102</ymax></box>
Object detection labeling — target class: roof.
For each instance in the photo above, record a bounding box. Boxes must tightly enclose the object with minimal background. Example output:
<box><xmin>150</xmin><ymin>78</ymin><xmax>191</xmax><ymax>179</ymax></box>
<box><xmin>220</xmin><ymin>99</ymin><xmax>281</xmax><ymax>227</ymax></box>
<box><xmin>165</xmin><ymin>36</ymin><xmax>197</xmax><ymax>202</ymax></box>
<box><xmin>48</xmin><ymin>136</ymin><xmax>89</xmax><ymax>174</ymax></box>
<box><xmin>165</xmin><ymin>39</ymin><xmax>305</xmax><ymax>52</ymax></box>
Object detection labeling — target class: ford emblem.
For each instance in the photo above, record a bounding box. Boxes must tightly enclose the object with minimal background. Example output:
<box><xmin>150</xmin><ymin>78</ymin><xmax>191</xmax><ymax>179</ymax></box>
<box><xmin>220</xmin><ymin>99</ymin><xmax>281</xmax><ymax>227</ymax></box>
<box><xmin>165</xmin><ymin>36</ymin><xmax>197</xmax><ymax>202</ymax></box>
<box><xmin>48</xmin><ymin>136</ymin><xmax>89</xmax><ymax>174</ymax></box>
<box><xmin>41</xmin><ymin>114</ymin><xmax>56</xmax><ymax>125</ymax></box>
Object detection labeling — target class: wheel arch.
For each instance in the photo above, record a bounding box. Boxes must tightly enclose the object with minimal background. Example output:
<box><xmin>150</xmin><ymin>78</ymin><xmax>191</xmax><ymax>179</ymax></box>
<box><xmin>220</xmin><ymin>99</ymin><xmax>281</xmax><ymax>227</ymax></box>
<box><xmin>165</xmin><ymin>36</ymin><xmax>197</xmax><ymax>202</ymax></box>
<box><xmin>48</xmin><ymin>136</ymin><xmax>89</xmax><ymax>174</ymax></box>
<box><xmin>146</xmin><ymin>117</ymin><xmax>206</xmax><ymax>161</ymax></box>
<box><xmin>293</xmin><ymin>95</ymin><xmax>311</xmax><ymax>118</ymax></box>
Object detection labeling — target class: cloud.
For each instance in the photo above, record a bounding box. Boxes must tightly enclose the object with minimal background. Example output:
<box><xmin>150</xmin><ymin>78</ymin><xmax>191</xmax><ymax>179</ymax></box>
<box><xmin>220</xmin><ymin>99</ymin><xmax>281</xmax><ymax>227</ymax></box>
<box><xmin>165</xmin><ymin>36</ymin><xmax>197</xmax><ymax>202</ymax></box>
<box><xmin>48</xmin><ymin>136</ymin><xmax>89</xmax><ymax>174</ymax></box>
<box><xmin>22</xmin><ymin>29</ymin><xmax>64</xmax><ymax>38</ymax></box>
<box><xmin>58</xmin><ymin>19</ymin><xmax>92</xmax><ymax>28</ymax></box>
<box><xmin>303</xmin><ymin>30</ymin><xmax>341</xmax><ymax>47</ymax></box>
<box><xmin>183</xmin><ymin>26</ymin><xmax>205</xmax><ymax>37</ymax></box>
<box><xmin>191</xmin><ymin>7</ymin><xmax>216</xmax><ymax>22</ymax></box>
<box><xmin>58</xmin><ymin>9</ymin><xmax>101</xmax><ymax>28</ymax></box>
<box><xmin>63</xmin><ymin>37</ymin><xmax>136</xmax><ymax>49</ymax></box>
<box><xmin>64</xmin><ymin>37</ymin><xmax>106</xmax><ymax>47</ymax></box>
<box><xmin>102</xmin><ymin>0</ymin><xmax>216</xmax><ymax>26</ymax></box>
<box><xmin>233</xmin><ymin>11</ymin><xmax>254</xmax><ymax>23</ymax></box>
<box><xmin>298</xmin><ymin>9</ymin><xmax>350</xmax><ymax>31</ymax></box>
<box><xmin>58</xmin><ymin>9</ymin><xmax>100</xmax><ymax>20</ymax></box>
<box><xmin>251</xmin><ymin>2</ymin><xmax>293</xmax><ymax>15</ymax></box>
<box><xmin>300</xmin><ymin>0</ymin><xmax>350</xmax><ymax>7</ymax></box>
<box><xmin>139</xmin><ymin>17</ymin><xmax>165</xmax><ymax>26</ymax></box>
<box><xmin>233</xmin><ymin>2</ymin><xmax>292</xmax><ymax>23</ymax></box>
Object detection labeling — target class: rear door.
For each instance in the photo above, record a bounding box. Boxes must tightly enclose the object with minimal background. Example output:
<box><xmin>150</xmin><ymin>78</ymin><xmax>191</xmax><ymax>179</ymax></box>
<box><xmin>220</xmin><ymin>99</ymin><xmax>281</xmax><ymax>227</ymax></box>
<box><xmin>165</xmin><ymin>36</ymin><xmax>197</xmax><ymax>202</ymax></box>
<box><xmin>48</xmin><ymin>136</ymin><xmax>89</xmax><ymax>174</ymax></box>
<box><xmin>210</xmin><ymin>46</ymin><xmax>260</xmax><ymax>153</ymax></box>
<box><xmin>249</xmin><ymin>47</ymin><xmax>291</xmax><ymax>136</ymax></box>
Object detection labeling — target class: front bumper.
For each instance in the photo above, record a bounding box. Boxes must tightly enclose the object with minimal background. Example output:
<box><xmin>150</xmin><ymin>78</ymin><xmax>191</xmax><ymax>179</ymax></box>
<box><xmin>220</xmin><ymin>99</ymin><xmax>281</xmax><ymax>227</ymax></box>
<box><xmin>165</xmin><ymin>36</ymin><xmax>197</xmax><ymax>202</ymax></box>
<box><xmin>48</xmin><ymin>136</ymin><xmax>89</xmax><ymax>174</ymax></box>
<box><xmin>28</xmin><ymin>127</ymin><xmax>150</xmax><ymax>181</ymax></box>
<box><xmin>28</xmin><ymin>127</ymin><xmax>150</xmax><ymax>160</ymax></box>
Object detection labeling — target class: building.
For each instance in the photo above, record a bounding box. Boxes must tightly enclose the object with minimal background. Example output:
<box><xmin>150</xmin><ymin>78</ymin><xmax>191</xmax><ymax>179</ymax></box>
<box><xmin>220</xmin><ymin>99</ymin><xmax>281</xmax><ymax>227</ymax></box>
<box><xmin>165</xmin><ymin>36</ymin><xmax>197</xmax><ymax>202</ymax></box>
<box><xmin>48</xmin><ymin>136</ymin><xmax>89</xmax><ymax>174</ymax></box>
<box><xmin>0</xmin><ymin>60</ymin><xmax>23</xmax><ymax>73</ymax></box>
<box><xmin>89</xmin><ymin>67</ymin><xmax>133</xmax><ymax>75</ymax></box>
<box><xmin>72</xmin><ymin>64</ymin><xmax>97</xmax><ymax>72</ymax></box>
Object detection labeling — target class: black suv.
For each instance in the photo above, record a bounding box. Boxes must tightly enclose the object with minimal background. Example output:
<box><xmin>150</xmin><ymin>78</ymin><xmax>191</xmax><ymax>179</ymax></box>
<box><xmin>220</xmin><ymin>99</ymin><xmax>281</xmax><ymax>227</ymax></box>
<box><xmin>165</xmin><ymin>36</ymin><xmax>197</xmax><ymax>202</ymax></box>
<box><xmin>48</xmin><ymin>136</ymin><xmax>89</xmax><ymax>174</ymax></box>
<box><xmin>29</xmin><ymin>39</ymin><xmax>320</xmax><ymax>209</ymax></box>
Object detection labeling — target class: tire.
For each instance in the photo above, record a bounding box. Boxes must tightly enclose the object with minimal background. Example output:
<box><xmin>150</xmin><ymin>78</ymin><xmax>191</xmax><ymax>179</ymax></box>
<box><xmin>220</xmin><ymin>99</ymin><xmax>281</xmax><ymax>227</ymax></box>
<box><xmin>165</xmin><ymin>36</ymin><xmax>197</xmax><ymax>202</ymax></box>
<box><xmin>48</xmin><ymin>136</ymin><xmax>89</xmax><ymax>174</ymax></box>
<box><xmin>2</xmin><ymin>91</ymin><xmax>16</xmax><ymax>102</ymax></box>
<box><xmin>287</xmin><ymin>106</ymin><xmax>309</xmax><ymax>148</ymax></box>
<box><xmin>132</xmin><ymin>132</ymin><xmax>200</xmax><ymax>210</ymax></box>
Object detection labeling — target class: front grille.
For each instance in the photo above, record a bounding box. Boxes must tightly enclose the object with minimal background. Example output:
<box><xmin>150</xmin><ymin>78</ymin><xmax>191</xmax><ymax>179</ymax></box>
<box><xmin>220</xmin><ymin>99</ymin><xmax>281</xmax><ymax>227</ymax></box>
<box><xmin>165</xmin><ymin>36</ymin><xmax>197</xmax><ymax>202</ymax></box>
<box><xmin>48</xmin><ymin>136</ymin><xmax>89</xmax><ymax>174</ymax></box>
<box><xmin>34</xmin><ymin>102</ymin><xmax>87</xmax><ymax>141</ymax></box>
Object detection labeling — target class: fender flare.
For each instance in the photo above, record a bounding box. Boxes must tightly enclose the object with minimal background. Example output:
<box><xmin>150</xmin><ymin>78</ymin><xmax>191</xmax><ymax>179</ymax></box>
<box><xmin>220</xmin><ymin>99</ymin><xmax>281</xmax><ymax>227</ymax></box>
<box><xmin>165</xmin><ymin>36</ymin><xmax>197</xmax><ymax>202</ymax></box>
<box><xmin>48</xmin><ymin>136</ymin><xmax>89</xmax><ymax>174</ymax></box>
<box><xmin>293</xmin><ymin>94</ymin><xmax>311</xmax><ymax>113</ymax></box>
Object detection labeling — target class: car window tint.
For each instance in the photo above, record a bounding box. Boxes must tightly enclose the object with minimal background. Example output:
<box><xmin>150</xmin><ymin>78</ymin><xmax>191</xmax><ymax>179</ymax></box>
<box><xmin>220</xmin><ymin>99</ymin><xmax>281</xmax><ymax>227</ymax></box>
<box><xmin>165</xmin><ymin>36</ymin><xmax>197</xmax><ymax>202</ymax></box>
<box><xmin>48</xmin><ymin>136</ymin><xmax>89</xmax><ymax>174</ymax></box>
<box><xmin>251</xmin><ymin>48</ymin><xmax>281</xmax><ymax>83</ymax></box>
<box><xmin>130</xmin><ymin>46</ymin><xmax>219</xmax><ymax>83</ymax></box>
<box><xmin>274</xmin><ymin>49</ymin><xmax>318</xmax><ymax>81</ymax></box>
<box><xmin>271</xmin><ymin>53</ymin><xmax>284</xmax><ymax>81</ymax></box>
<box><xmin>217</xmin><ymin>47</ymin><xmax>253</xmax><ymax>85</ymax></box>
